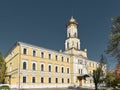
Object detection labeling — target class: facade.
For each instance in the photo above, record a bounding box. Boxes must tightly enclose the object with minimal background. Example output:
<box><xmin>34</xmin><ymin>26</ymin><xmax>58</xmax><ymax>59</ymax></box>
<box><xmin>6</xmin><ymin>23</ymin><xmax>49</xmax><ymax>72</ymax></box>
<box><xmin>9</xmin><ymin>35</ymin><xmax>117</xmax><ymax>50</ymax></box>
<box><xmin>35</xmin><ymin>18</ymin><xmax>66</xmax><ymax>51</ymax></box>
<box><xmin>5</xmin><ymin>17</ymin><xmax>106</xmax><ymax>89</ymax></box>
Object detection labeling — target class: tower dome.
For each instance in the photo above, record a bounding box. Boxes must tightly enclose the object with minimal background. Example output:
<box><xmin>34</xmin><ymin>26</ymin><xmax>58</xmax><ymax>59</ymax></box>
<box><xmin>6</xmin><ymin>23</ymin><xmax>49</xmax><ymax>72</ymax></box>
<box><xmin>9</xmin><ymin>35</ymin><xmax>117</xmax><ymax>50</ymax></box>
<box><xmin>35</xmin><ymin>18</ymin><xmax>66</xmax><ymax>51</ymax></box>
<box><xmin>66</xmin><ymin>16</ymin><xmax>78</xmax><ymax>27</ymax></box>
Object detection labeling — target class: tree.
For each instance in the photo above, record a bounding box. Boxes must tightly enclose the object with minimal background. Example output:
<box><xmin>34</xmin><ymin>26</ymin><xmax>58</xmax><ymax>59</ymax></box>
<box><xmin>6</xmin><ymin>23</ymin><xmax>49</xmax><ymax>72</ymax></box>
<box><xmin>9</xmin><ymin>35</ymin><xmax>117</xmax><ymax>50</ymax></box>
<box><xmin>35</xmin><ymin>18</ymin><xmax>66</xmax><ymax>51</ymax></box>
<box><xmin>93</xmin><ymin>55</ymin><xmax>106</xmax><ymax>90</ymax></box>
<box><xmin>0</xmin><ymin>51</ymin><xmax>6</xmax><ymax>84</ymax></box>
<box><xmin>106</xmin><ymin>16</ymin><xmax>120</xmax><ymax>62</ymax></box>
<box><xmin>105</xmin><ymin>72</ymin><xmax>115</xmax><ymax>87</ymax></box>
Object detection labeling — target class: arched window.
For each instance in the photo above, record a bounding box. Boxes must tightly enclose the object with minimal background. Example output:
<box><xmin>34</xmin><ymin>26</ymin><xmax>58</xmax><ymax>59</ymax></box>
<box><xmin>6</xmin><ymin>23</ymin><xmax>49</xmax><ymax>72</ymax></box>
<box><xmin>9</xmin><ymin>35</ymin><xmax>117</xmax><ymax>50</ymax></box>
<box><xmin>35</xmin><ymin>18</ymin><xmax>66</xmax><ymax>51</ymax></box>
<box><xmin>41</xmin><ymin>64</ymin><xmax>44</xmax><ymax>71</ymax></box>
<box><xmin>41</xmin><ymin>52</ymin><xmax>44</xmax><ymax>58</ymax></box>
<box><xmin>55</xmin><ymin>66</ymin><xmax>58</xmax><ymax>72</ymax></box>
<box><xmin>23</xmin><ymin>62</ymin><xmax>27</xmax><ymax>70</ymax></box>
<box><xmin>74</xmin><ymin>33</ymin><xmax>77</xmax><ymax>37</ymax></box>
<box><xmin>67</xmin><ymin>42</ymin><xmax>69</xmax><ymax>49</ymax></box>
<box><xmin>48</xmin><ymin>65</ymin><xmax>51</xmax><ymax>72</ymax></box>
<box><xmin>62</xmin><ymin>67</ymin><xmax>64</xmax><ymax>73</ymax></box>
<box><xmin>32</xmin><ymin>63</ymin><xmax>36</xmax><ymax>70</ymax></box>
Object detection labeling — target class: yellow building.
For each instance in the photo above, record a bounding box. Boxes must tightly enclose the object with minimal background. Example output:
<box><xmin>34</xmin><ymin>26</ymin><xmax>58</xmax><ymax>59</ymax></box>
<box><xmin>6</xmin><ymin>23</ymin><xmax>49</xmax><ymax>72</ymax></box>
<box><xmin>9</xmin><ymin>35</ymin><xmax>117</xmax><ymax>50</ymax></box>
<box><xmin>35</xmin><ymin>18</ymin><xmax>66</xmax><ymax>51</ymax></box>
<box><xmin>5</xmin><ymin>17</ymin><xmax>106</xmax><ymax>89</ymax></box>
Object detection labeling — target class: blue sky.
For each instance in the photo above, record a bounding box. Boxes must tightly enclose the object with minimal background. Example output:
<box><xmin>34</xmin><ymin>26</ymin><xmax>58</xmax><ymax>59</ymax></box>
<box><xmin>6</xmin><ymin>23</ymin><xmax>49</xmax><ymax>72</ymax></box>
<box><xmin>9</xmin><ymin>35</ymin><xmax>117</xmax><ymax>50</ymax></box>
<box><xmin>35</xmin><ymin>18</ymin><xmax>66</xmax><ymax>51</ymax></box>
<box><xmin>0</xmin><ymin>0</ymin><xmax>120</xmax><ymax>64</ymax></box>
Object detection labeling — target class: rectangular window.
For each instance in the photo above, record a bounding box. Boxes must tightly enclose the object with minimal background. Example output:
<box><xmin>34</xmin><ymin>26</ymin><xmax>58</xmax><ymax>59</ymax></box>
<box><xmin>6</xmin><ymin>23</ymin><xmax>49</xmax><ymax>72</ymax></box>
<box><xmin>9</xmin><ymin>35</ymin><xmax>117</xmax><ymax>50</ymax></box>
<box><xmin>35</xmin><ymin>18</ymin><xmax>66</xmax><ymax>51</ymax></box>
<box><xmin>23</xmin><ymin>48</ymin><xmax>27</xmax><ymax>55</ymax></box>
<box><xmin>41</xmin><ymin>77</ymin><xmax>44</xmax><ymax>83</ymax></box>
<box><xmin>67</xmin><ymin>79</ymin><xmax>70</xmax><ymax>83</ymax></box>
<box><xmin>48</xmin><ymin>54</ymin><xmax>51</xmax><ymax>59</ymax></box>
<box><xmin>23</xmin><ymin>76</ymin><xmax>26</xmax><ymax>83</ymax></box>
<box><xmin>33</xmin><ymin>50</ymin><xmax>36</xmax><ymax>56</ymax></box>
<box><xmin>56</xmin><ymin>78</ymin><xmax>58</xmax><ymax>83</ymax></box>
<box><xmin>48</xmin><ymin>78</ymin><xmax>51</xmax><ymax>83</ymax></box>
<box><xmin>32</xmin><ymin>77</ymin><xmax>35</xmax><ymax>83</ymax></box>
<box><xmin>62</xmin><ymin>78</ymin><xmax>64</xmax><ymax>83</ymax></box>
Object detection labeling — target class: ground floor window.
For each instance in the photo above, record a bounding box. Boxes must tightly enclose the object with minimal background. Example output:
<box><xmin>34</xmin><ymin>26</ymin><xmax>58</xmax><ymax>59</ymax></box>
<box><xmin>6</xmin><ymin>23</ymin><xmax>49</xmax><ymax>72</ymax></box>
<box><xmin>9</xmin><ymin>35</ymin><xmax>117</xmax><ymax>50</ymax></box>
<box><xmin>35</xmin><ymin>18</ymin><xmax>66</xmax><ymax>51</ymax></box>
<box><xmin>56</xmin><ymin>78</ymin><xmax>58</xmax><ymax>83</ymax></box>
<box><xmin>41</xmin><ymin>77</ymin><xmax>44</xmax><ymax>83</ymax></box>
<box><xmin>23</xmin><ymin>76</ymin><xmax>26</xmax><ymax>83</ymax></box>
<box><xmin>48</xmin><ymin>77</ymin><xmax>51</xmax><ymax>83</ymax></box>
<box><xmin>32</xmin><ymin>77</ymin><xmax>36</xmax><ymax>83</ymax></box>
<box><xmin>62</xmin><ymin>78</ymin><xmax>64</xmax><ymax>83</ymax></box>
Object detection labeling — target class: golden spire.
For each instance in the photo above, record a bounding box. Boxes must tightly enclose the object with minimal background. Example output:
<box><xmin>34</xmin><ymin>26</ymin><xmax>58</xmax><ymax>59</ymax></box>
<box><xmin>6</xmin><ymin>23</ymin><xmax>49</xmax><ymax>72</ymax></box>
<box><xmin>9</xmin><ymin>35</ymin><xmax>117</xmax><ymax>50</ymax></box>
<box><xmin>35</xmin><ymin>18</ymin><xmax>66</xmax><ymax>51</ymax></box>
<box><xmin>66</xmin><ymin>16</ymin><xmax>78</xmax><ymax>27</ymax></box>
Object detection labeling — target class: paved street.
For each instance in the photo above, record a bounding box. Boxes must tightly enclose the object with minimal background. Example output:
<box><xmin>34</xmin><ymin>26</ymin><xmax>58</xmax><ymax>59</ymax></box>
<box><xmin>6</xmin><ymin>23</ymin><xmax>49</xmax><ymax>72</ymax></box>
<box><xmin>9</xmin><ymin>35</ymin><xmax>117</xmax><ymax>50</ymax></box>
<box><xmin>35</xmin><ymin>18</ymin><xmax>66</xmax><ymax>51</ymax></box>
<box><xmin>11</xmin><ymin>88</ymin><xmax>94</xmax><ymax>90</ymax></box>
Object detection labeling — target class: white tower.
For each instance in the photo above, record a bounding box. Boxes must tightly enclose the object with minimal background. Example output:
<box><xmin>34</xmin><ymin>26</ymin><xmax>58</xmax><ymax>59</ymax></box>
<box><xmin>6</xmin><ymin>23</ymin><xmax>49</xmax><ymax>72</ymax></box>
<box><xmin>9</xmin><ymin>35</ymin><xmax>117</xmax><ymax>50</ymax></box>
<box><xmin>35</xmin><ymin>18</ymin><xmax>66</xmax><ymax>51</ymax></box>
<box><xmin>65</xmin><ymin>16</ymin><xmax>80</xmax><ymax>50</ymax></box>
<box><xmin>64</xmin><ymin>17</ymin><xmax>87</xmax><ymax>58</ymax></box>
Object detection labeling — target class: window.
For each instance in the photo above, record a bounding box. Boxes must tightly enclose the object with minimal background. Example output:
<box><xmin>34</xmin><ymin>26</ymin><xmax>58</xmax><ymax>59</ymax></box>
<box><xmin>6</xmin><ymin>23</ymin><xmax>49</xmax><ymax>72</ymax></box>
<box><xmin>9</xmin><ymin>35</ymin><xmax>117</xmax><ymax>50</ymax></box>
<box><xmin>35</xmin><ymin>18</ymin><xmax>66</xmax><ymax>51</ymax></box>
<box><xmin>55</xmin><ymin>55</ymin><xmax>58</xmax><ymax>60</ymax></box>
<box><xmin>23</xmin><ymin>62</ymin><xmax>27</xmax><ymax>70</ymax></box>
<box><xmin>62</xmin><ymin>78</ymin><xmax>64</xmax><ymax>83</ymax></box>
<box><xmin>61</xmin><ymin>67</ymin><xmax>64</xmax><ymax>73</ymax></box>
<box><xmin>90</xmin><ymin>80</ymin><xmax>92</xmax><ymax>83</ymax></box>
<box><xmin>10</xmin><ymin>63</ymin><xmax>12</xmax><ymax>71</ymax></box>
<box><xmin>67</xmin><ymin>42</ymin><xmax>69</xmax><ymax>49</ymax></box>
<box><xmin>33</xmin><ymin>50</ymin><xmax>36</xmax><ymax>56</ymax></box>
<box><xmin>78</xmin><ymin>60</ymin><xmax>83</xmax><ymax>64</ymax></box>
<box><xmin>77</xmin><ymin>43</ymin><xmax>79</xmax><ymax>49</ymax></box>
<box><xmin>69</xmin><ymin>33</ymin><xmax>70</xmax><ymax>37</ymax></box>
<box><xmin>56</xmin><ymin>78</ymin><xmax>58</xmax><ymax>83</ymax></box>
<box><xmin>55</xmin><ymin>66</ymin><xmax>58</xmax><ymax>72</ymax></box>
<box><xmin>41</xmin><ymin>64</ymin><xmax>44</xmax><ymax>71</ymax></box>
<box><xmin>67</xmin><ymin>68</ymin><xmax>69</xmax><ymax>73</ymax></box>
<box><xmin>48</xmin><ymin>78</ymin><xmax>51</xmax><ymax>83</ymax></box>
<box><xmin>61</xmin><ymin>57</ymin><xmax>64</xmax><ymax>62</ymax></box>
<box><xmin>79</xmin><ymin>69</ymin><xmax>80</xmax><ymax>74</ymax></box>
<box><xmin>67</xmin><ymin>58</ymin><xmax>69</xmax><ymax>63</ymax></box>
<box><xmin>81</xmin><ymin>69</ymin><xmax>83</xmax><ymax>75</ymax></box>
<box><xmin>41</xmin><ymin>52</ymin><xmax>44</xmax><ymax>58</ymax></box>
<box><xmin>32</xmin><ymin>77</ymin><xmax>36</xmax><ymax>83</ymax></box>
<box><xmin>32</xmin><ymin>63</ymin><xmax>36</xmax><ymax>70</ymax></box>
<box><xmin>48</xmin><ymin>65</ymin><xmax>51</xmax><ymax>72</ymax></box>
<box><xmin>67</xmin><ymin>79</ymin><xmax>70</xmax><ymax>83</ymax></box>
<box><xmin>23</xmin><ymin>76</ymin><xmax>26</xmax><ymax>83</ymax></box>
<box><xmin>48</xmin><ymin>54</ymin><xmax>51</xmax><ymax>59</ymax></box>
<box><xmin>41</xmin><ymin>77</ymin><xmax>44</xmax><ymax>83</ymax></box>
<box><xmin>23</xmin><ymin>48</ymin><xmax>27</xmax><ymax>55</ymax></box>
<box><xmin>74</xmin><ymin>33</ymin><xmax>77</xmax><ymax>37</ymax></box>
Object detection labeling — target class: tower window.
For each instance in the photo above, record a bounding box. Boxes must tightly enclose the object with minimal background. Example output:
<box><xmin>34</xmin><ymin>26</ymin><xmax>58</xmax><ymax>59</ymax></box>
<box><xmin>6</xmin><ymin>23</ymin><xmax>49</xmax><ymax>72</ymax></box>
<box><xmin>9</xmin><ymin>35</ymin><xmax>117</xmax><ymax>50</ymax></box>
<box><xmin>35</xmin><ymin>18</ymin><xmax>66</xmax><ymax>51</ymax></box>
<box><xmin>74</xmin><ymin>33</ymin><xmax>77</xmax><ymax>37</ymax></box>
<box><xmin>67</xmin><ymin>42</ymin><xmax>69</xmax><ymax>49</ymax></box>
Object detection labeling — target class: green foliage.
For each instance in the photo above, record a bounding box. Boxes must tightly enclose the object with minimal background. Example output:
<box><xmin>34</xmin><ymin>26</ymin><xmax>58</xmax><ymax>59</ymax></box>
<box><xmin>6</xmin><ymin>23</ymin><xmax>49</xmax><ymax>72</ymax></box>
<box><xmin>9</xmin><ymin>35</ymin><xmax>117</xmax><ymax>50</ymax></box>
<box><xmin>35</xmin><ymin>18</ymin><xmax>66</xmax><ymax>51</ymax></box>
<box><xmin>93</xmin><ymin>55</ymin><xmax>106</xmax><ymax>90</ymax></box>
<box><xmin>0</xmin><ymin>52</ymin><xmax>6</xmax><ymax>84</ymax></box>
<box><xmin>106</xmin><ymin>16</ymin><xmax>120</xmax><ymax>61</ymax></box>
<box><xmin>0</xmin><ymin>85</ymin><xmax>10</xmax><ymax>90</ymax></box>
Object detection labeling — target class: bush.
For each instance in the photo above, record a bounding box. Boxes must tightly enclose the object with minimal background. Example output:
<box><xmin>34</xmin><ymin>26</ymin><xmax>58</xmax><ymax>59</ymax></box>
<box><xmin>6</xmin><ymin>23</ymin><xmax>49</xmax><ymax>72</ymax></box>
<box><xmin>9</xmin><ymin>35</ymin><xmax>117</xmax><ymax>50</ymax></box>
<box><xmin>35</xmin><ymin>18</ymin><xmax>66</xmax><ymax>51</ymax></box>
<box><xmin>0</xmin><ymin>85</ymin><xmax>10</xmax><ymax>90</ymax></box>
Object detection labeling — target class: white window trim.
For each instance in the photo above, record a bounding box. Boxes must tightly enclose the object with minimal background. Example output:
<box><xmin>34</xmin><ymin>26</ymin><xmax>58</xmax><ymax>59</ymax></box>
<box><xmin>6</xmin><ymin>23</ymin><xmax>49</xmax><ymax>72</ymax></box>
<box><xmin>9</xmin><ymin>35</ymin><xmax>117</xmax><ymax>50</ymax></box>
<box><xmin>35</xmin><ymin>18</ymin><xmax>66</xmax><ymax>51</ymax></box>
<box><xmin>22</xmin><ymin>60</ymin><xmax>28</xmax><ymax>70</ymax></box>
<box><xmin>22</xmin><ymin>76</ymin><xmax>27</xmax><ymax>83</ymax></box>
<box><xmin>32</xmin><ymin>61</ymin><xmax>37</xmax><ymax>70</ymax></box>
<box><xmin>22</xmin><ymin>47</ymin><xmax>28</xmax><ymax>55</ymax></box>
